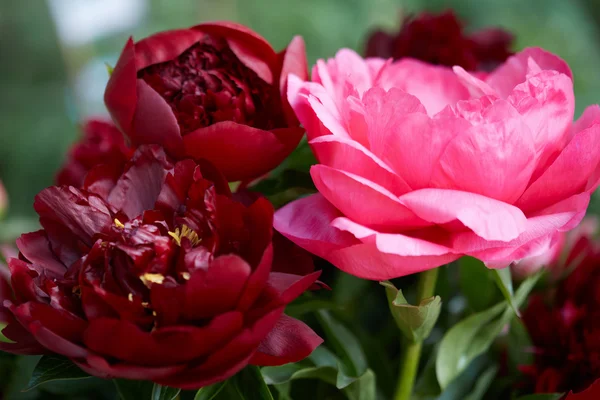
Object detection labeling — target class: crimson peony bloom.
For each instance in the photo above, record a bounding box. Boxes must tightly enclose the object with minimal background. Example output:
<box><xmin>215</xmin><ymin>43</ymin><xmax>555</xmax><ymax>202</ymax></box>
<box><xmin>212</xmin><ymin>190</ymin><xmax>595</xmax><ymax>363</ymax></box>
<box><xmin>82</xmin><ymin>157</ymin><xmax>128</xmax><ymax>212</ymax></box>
<box><xmin>364</xmin><ymin>10</ymin><xmax>513</xmax><ymax>71</ymax></box>
<box><xmin>56</xmin><ymin>119</ymin><xmax>132</xmax><ymax>188</ymax></box>
<box><xmin>521</xmin><ymin>228</ymin><xmax>600</xmax><ymax>396</ymax></box>
<box><xmin>0</xmin><ymin>146</ymin><xmax>322</xmax><ymax>389</ymax></box>
<box><xmin>275</xmin><ymin>48</ymin><xmax>600</xmax><ymax>280</ymax></box>
<box><xmin>104</xmin><ymin>22</ymin><xmax>308</xmax><ymax>182</ymax></box>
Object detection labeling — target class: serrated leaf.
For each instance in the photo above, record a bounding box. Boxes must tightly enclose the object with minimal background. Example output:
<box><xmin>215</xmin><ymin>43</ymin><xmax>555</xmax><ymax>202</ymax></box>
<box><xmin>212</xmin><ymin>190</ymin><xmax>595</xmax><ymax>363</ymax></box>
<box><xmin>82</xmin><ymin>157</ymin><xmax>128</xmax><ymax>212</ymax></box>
<box><xmin>316</xmin><ymin>311</ymin><xmax>367</xmax><ymax>379</ymax></box>
<box><xmin>381</xmin><ymin>281</ymin><xmax>442</xmax><ymax>343</ymax></box>
<box><xmin>25</xmin><ymin>355</ymin><xmax>90</xmax><ymax>391</ymax></box>
<box><xmin>492</xmin><ymin>268</ymin><xmax>520</xmax><ymax>317</ymax></box>
<box><xmin>0</xmin><ymin>322</ymin><xmax>15</xmax><ymax>344</ymax></box>
<box><xmin>194</xmin><ymin>381</ymin><xmax>227</xmax><ymax>400</ymax></box>
<box><xmin>436</xmin><ymin>271</ymin><xmax>542</xmax><ymax>389</ymax></box>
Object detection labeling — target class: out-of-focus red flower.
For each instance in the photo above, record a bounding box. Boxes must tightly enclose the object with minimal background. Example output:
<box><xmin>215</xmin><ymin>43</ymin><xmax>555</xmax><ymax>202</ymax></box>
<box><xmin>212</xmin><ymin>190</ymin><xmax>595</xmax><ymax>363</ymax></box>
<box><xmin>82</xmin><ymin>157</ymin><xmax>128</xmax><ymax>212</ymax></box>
<box><xmin>104</xmin><ymin>22</ymin><xmax>308</xmax><ymax>182</ymax></box>
<box><xmin>0</xmin><ymin>146</ymin><xmax>322</xmax><ymax>389</ymax></box>
<box><xmin>56</xmin><ymin>119</ymin><xmax>132</xmax><ymax>188</ymax></box>
<box><xmin>364</xmin><ymin>10</ymin><xmax>513</xmax><ymax>71</ymax></box>
<box><xmin>521</xmin><ymin>227</ymin><xmax>600</xmax><ymax>395</ymax></box>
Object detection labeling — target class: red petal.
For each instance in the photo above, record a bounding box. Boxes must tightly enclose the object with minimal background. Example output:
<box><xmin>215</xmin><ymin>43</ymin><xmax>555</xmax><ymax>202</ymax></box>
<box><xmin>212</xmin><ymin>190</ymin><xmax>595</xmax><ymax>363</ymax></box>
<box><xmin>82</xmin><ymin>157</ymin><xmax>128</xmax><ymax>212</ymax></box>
<box><xmin>74</xmin><ymin>354</ymin><xmax>185</xmax><ymax>380</ymax></box>
<box><xmin>155</xmin><ymin>307</ymin><xmax>283</xmax><ymax>389</ymax></box>
<box><xmin>250</xmin><ymin>314</ymin><xmax>322</xmax><ymax>366</ymax></box>
<box><xmin>17</xmin><ymin>230</ymin><xmax>66</xmax><ymax>275</ymax></box>
<box><xmin>134</xmin><ymin>29</ymin><xmax>205</xmax><ymax>70</ymax></box>
<box><xmin>183</xmin><ymin>255</ymin><xmax>252</xmax><ymax>320</ymax></box>
<box><xmin>194</xmin><ymin>22</ymin><xmax>277</xmax><ymax>83</ymax></box>
<box><xmin>237</xmin><ymin>244</ymin><xmax>273</xmax><ymax>312</ymax></box>
<box><xmin>183</xmin><ymin>122</ymin><xmax>293</xmax><ymax>182</ymax></box>
<box><xmin>105</xmin><ymin>38</ymin><xmax>138</xmax><ymax>135</ymax></box>
<box><xmin>279</xmin><ymin>36</ymin><xmax>308</xmax><ymax>126</ymax></box>
<box><xmin>106</xmin><ymin>146</ymin><xmax>171</xmax><ymax>219</ymax></box>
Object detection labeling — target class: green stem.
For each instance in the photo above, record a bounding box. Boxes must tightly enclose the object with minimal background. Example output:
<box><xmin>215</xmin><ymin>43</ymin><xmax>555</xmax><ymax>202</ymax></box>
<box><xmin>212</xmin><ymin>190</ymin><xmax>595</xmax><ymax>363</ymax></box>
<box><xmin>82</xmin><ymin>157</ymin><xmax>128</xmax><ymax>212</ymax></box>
<box><xmin>393</xmin><ymin>267</ymin><xmax>440</xmax><ymax>400</ymax></box>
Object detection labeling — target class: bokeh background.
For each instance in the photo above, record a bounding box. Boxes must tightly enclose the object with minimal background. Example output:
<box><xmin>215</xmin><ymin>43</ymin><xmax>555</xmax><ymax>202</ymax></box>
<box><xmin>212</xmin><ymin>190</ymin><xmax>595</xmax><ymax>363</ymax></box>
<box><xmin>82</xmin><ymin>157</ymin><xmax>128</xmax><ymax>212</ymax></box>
<box><xmin>2</xmin><ymin>0</ymin><xmax>600</xmax><ymax>234</ymax></box>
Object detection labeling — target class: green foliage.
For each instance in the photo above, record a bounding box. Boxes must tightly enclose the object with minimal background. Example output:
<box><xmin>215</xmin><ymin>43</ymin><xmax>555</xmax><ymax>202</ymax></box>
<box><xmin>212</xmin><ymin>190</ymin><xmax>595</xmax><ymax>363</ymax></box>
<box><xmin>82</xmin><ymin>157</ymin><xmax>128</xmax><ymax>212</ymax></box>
<box><xmin>113</xmin><ymin>379</ymin><xmax>180</xmax><ymax>400</ymax></box>
<box><xmin>436</xmin><ymin>271</ymin><xmax>542</xmax><ymax>389</ymax></box>
<box><xmin>26</xmin><ymin>356</ymin><xmax>90</xmax><ymax>391</ymax></box>
<box><xmin>380</xmin><ymin>281</ymin><xmax>442</xmax><ymax>343</ymax></box>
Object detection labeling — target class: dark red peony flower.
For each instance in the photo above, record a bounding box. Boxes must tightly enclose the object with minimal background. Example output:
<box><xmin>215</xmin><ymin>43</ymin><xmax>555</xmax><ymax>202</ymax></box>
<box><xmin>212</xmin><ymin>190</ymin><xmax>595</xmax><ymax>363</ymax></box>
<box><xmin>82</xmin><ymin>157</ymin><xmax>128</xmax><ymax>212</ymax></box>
<box><xmin>56</xmin><ymin>119</ymin><xmax>132</xmax><ymax>188</ymax></box>
<box><xmin>521</xmin><ymin>233</ymin><xmax>600</xmax><ymax>395</ymax></box>
<box><xmin>104</xmin><ymin>22</ymin><xmax>308</xmax><ymax>182</ymax></box>
<box><xmin>0</xmin><ymin>146</ymin><xmax>322</xmax><ymax>389</ymax></box>
<box><xmin>364</xmin><ymin>10</ymin><xmax>513</xmax><ymax>71</ymax></box>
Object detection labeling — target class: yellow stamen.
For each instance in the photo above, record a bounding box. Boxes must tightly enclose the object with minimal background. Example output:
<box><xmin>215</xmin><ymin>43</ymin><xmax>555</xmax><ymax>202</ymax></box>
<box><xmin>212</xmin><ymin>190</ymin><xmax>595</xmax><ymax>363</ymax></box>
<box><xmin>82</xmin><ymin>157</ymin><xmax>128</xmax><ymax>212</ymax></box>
<box><xmin>168</xmin><ymin>225</ymin><xmax>201</xmax><ymax>247</ymax></box>
<box><xmin>114</xmin><ymin>218</ymin><xmax>125</xmax><ymax>229</ymax></box>
<box><xmin>152</xmin><ymin>311</ymin><xmax>157</xmax><ymax>317</ymax></box>
<box><xmin>141</xmin><ymin>302</ymin><xmax>150</xmax><ymax>308</ymax></box>
<box><xmin>140</xmin><ymin>273</ymin><xmax>165</xmax><ymax>288</ymax></box>
<box><xmin>181</xmin><ymin>272</ymin><xmax>191</xmax><ymax>281</ymax></box>
<box><xmin>128</xmin><ymin>293</ymin><xmax>133</xmax><ymax>302</ymax></box>
<box><xmin>72</xmin><ymin>286</ymin><xmax>81</xmax><ymax>297</ymax></box>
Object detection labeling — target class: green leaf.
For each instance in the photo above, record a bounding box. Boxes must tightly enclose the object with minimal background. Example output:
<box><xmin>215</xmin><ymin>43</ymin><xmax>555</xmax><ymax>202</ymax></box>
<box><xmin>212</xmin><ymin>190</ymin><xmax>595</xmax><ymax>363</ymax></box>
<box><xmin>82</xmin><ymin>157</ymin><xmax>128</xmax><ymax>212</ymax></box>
<box><xmin>114</xmin><ymin>379</ymin><xmax>179</xmax><ymax>400</ymax></box>
<box><xmin>343</xmin><ymin>369</ymin><xmax>376</xmax><ymax>400</ymax></box>
<box><xmin>492</xmin><ymin>268</ymin><xmax>520</xmax><ymax>317</ymax></box>
<box><xmin>463</xmin><ymin>365</ymin><xmax>498</xmax><ymax>400</ymax></box>
<box><xmin>515</xmin><ymin>394</ymin><xmax>564</xmax><ymax>400</ymax></box>
<box><xmin>194</xmin><ymin>381</ymin><xmax>227</xmax><ymax>400</ymax></box>
<box><xmin>25</xmin><ymin>355</ymin><xmax>90</xmax><ymax>391</ymax></box>
<box><xmin>105</xmin><ymin>62</ymin><xmax>114</xmax><ymax>76</ymax></box>
<box><xmin>0</xmin><ymin>322</ymin><xmax>15</xmax><ymax>344</ymax></box>
<box><xmin>436</xmin><ymin>271</ymin><xmax>542</xmax><ymax>389</ymax></box>
<box><xmin>232</xmin><ymin>365</ymin><xmax>274</xmax><ymax>400</ymax></box>
<box><xmin>151</xmin><ymin>383</ymin><xmax>180</xmax><ymax>400</ymax></box>
<box><xmin>114</xmin><ymin>380</ymin><xmax>153</xmax><ymax>399</ymax></box>
<box><xmin>380</xmin><ymin>281</ymin><xmax>442</xmax><ymax>343</ymax></box>
<box><xmin>285</xmin><ymin>298</ymin><xmax>342</xmax><ymax>318</ymax></box>
<box><xmin>458</xmin><ymin>257</ymin><xmax>497</xmax><ymax>311</ymax></box>
<box><xmin>316</xmin><ymin>311</ymin><xmax>368</xmax><ymax>378</ymax></box>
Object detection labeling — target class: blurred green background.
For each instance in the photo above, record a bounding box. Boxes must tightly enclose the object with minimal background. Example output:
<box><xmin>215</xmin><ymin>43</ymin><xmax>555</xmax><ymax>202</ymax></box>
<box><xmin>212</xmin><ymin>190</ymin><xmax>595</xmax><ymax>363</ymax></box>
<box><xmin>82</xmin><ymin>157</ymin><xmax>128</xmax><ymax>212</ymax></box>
<box><xmin>2</xmin><ymin>0</ymin><xmax>600</xmax><ymax>231</ymax></box>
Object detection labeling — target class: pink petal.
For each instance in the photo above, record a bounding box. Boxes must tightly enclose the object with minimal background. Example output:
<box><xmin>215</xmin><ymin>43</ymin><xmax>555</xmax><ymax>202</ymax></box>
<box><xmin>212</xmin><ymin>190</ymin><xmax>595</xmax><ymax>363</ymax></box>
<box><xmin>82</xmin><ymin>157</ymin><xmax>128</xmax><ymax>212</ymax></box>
<box><xmin>279</xmin><ymin>36</ymin><xmax>308</xmax><ymax>126</ymax></box>
<box><xmin>509</xmin><ymin>70</ymin><xmax>574</xmax><ymax>177</ymax></box>
<box><xmin>431</xmin><ymin>100</ymin><xmax>536</xmax><ymax>204</ymax></box>
<box><xmin>377</xmin><ymin>59</ymin><xmax>470</xmax><ymax>115</ymax></box>
<box><xmin>274</xmin><ymin>194</ymin><xmax>359</xmax><ymax>260</ymax></box>
<box><xmin>331</xmin><ymin>217</ymin><xmax>456</xmax><ymax>257</ymax></box>
<box><xmin>328</xmin><ymin>243</ymin><xmax>459</xmax><ymax>280</ymax></box>
<box><xmin>368</xmin><ymin>111</ymin><xmax>469</xmax><ymax>190</ymax></box>
<box><xmin>516</xmin><ymin>122</ymin><xmax>600</xmax><ymax>212</ymax></box>
<box><xmin>486</xmin><ymin>47</ymin><xmax>572</xmax><ymax>98</ymax></box>
<box><xmin>310</xmin><ymin>135</ymin><xmax>411</xmax><ymax>196</ymax></box>
<box><xmin>399</xmin><ymin>188</ymin><xmax>527</xmax><ymax>242</ymax></box>
<box><xmin>311</xmin><ymin>165</ymin><xmax>430</xmax><ymax>230</ymax></box>
<box><xmin>250</xmin><ymin>314</ymin><xmax>322</xmax><ymax>366</ymax></box>
<box><xmin>287</xmin><ymin>75</ymin><xmax>339</xmax><ymax>141</ymax></box>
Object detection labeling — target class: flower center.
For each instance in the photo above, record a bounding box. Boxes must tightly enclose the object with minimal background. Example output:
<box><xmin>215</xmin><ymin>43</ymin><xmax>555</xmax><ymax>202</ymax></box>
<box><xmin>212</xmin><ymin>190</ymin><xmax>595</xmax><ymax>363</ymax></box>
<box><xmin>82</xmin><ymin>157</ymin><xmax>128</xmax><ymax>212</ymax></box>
<box><xmin>168</xmin><ymin>224</ymin><xmax>201</xmax><ymax>247</ymax></box>
<box><xmin>138</xmin><ymin>36</ymin><xmax>286</xmax><ymax>134</ymax></box>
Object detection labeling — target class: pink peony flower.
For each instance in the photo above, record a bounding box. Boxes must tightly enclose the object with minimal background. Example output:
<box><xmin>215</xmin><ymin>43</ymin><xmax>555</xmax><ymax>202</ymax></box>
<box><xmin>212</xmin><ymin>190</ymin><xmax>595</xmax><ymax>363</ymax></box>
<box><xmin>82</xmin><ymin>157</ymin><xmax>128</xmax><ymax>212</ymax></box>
<box><xmin>275</xmin><ymin>48</ymin><xmax>600</xmax><ymax>280</ymax></box>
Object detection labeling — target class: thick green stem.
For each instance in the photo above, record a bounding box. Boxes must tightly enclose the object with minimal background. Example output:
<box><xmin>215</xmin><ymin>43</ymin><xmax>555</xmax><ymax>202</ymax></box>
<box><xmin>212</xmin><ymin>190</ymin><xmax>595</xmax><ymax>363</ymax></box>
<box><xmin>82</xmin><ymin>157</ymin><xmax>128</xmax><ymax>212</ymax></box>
<box><xmin>393</xmin><ymin>267</ymin><xmax>440</xmax><ymax>400</ymax></box>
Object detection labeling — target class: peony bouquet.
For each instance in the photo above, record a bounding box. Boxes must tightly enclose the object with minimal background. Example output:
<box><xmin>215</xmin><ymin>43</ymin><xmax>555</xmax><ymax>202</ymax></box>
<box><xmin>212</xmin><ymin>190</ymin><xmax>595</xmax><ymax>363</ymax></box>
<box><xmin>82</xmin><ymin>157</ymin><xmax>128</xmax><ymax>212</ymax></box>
<box><xmin>0</xmin><ymin>9</ymin><xmax>599</xmax><ymax>400</ymax></box>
